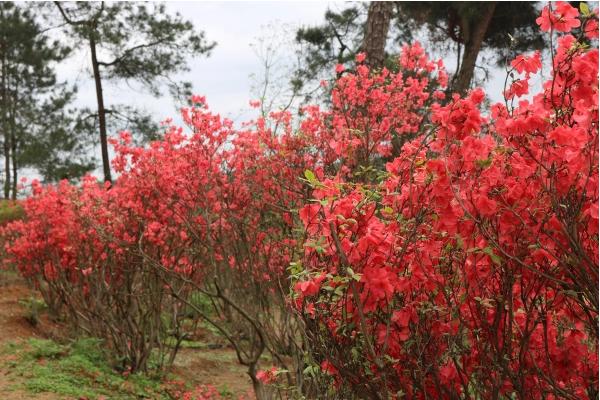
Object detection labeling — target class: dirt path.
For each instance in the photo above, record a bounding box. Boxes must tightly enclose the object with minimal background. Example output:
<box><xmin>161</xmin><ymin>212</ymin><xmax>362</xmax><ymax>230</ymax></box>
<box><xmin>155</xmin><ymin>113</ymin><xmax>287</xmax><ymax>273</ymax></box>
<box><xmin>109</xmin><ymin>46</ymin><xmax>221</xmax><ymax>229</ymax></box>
<box><xmin>0</xmin><ymin>270</ymin><xmax>253</xmax><ymax>399</ymax></box>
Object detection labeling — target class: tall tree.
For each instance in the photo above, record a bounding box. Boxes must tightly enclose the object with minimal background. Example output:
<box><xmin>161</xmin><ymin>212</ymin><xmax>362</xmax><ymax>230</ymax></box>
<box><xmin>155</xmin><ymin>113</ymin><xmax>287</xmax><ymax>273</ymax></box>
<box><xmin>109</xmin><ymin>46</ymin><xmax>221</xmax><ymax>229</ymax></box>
<box><xmin>439</xmin><ymin>2</ymin><xmax>498</xmax><ymax>93</ymax></box>
<box><xmin>395</xmin><ymin>2</ymin><xmax>544</xmax><ymax>93</ymax></box>
<box><xmin>294</xmin><ymin>4</ymin><xmax>365</xmax><ymax>100</ymax></box>
<box><xmin>54</xmin><ymin>2</ymin><xmax>215</xmax><ymax>183</ymax></box>
<box><xmin>0</xmin><ymin>2</ymin><xmax>85</xmax><ymax>199</ymax></box>
<box><xmin>362</xmin><ymin>2</ymin><xmax>394</xmax><ymax>69</ymax></box>
<box><xmin>295</xmin><ymin>1</ymin><xmax>545</xmax><ymax>95</ymax></box>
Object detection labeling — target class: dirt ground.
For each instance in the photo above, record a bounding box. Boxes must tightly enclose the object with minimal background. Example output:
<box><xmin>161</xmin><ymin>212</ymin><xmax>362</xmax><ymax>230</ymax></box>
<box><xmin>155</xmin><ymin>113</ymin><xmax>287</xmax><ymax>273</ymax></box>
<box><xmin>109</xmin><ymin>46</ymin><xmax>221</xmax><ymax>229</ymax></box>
<box><xmin>0</xmin><ymin>270</ymin><xmax>253</xmax><ymax>399</ymax></box>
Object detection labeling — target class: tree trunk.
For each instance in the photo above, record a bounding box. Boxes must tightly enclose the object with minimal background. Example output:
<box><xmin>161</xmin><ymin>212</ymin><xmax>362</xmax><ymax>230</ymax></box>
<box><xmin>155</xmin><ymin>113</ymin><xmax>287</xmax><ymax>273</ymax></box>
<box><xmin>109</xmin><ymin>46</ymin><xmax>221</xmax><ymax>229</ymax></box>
<box><xmin>452</xmin><ymin>2</ymin><xmax>497</xmax><ymax>94</ymax></box>
<box><xmin>10</xmin><ymin>80</ymin><xmax>17</xmax><ymax>200</ymax></box>
<box><xmin>362</xmin><ymin>1</ymin><xmax>393</xmax><ymax>69</ymax></box>
<box><xmin>3</xmin><ymin>124</ymin><xmax>9</xmax><ymax>199</ymax></box>
<box><xmin>10</xmin><ymin>134</ymin><xmax>16</xmax><ymax>199</ymax></box>
<box><xmin>2</xmin><ymin>53</ymin><xmax>10</xmax><ymax>200</ymax></box>
<box><xmin>89</xmin><ymin>33</ymin><xmax>112</xmax><ymax>183</ymax></box>
<box><xmin>249</xmin><ymin>362</ymin><xmax>267</xmax><ymax>400</ymax></box>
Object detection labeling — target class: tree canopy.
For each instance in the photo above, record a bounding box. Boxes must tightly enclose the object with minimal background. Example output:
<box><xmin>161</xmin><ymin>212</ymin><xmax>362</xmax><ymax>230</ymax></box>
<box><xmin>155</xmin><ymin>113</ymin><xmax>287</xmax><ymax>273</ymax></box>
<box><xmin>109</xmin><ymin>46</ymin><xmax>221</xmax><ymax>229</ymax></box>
<box><xmin>54</xmin><ymin>1</ymin><xmax>215</xmax><ymax>182</ymax></box>
<box><xmin>295</xmin><ymin>2</ymin><xmax>545</xmax><ymax>95</ymax></box>
<box><xmin>0</xmin><ymin>2</ymin><xmax>92</xmax><ymax>198</ymax></box>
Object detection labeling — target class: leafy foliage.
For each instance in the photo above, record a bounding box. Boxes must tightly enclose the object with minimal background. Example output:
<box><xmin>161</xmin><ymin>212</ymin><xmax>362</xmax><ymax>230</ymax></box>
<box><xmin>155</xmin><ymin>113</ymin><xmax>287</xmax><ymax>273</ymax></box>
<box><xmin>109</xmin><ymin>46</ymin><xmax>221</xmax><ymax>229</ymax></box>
<box><xmin>0</xmin><ymin>2</ymin><xmax>92</xmax><ymax>193</ymax></box>
<box><xmin>294</xmin><ymin>1</ymin><xmax>546</xmax><ymax>95</ymax></box>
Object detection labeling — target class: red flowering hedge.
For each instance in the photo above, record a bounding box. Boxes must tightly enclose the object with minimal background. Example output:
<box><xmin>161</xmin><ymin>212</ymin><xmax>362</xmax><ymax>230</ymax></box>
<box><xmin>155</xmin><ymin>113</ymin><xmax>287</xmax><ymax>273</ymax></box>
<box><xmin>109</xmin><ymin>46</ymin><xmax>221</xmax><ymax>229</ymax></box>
<box><xmin>293</xmin><ymin>3</ymin><xmax>599</xmax><ymax>399</ymax></box>
<box><xmin>2</xmin><ymin>2</ymin><xmax>598</xmax><ymax>399</ymax></box>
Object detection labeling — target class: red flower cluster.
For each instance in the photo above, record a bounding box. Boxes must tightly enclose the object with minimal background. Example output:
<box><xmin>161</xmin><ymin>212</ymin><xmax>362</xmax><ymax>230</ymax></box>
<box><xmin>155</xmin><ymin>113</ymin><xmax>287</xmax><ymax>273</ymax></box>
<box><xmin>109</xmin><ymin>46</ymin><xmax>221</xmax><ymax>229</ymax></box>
<box><xmin>4</xmin><ymin>97</ymin><xmax>314</xmax><ymax>372</ymax></box>
<box><xmin>295</xmin><ymin>3</ymin><xmax>598</xmax><ymax>398</ymax></box>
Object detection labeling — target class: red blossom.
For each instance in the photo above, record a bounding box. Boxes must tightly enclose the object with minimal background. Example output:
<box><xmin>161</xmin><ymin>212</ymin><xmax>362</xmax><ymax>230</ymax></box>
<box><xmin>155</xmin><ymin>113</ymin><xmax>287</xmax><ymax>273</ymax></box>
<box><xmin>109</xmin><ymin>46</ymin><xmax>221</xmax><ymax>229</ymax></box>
<box><xmin>511</xmin><ymin>51</ymin><xmax>542</xmax><ymax>75</ymax></box>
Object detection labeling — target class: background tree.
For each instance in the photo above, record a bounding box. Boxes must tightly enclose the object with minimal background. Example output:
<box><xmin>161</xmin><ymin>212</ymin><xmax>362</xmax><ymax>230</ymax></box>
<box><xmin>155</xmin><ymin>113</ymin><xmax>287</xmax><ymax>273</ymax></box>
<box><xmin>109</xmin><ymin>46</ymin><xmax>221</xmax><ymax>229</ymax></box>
<box><xmin>18</xmin><ymin>89</ymin><xmax>96</xmax><ymax>184</ymax></box>
<box><xmin>396</xmin><ymin>2</ymin><xmax>544</xmax><ymax>93</ymax></box>
<box><xmin>53</xmin><ymin>1</ymin><xmax>215</xmax><ymax>183</ymax></box>
<box><xmin>361</xmin><ymin>1</ymin><xmax>394</xmax><ymax>69</ymax></box>
<box><xmin>295</xmin><ymin>1</ymin><xmax>545</xmax><ymax>95</ymax></box>
<box><xmin>249</xmin><ymin>22</ymin><xmax>316</xmax><ymax>120</ymax></box>
<box><xmin>294</xmin><ymin>4</ymin><xmax>366</xmax><ymax>101</ymax></box>
<box><xmin>0</xmin><ymin>2</ymin><xmax>89</xmax><ymax>199</ymax></box>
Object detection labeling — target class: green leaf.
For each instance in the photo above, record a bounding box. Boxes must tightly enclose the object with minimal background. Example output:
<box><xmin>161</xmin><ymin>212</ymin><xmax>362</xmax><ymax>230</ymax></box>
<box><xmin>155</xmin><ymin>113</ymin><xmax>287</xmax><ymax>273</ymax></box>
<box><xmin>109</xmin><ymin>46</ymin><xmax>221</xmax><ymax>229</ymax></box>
<box><xmin>580</xmin><ymin>2</ymin><xmax>590</xmax><ymax>16</ymax></box>
<box><xmin>561</xmin><ymin>289</ymin><xmax>580</xmax><ymax>298</ymax></box>
<box><xmin>347</xmin><ymin>267</ymin><xmax>362</xmax><ymax>281</ymax></box>
<box><xmin>303</xmin><ymin>364</ymin><xmax>317</xmax><ymax>377</ymax></box>
<box><xmin>382</xmin><ymin>206</ymin><xmax>394</xmax><ymax>215</ymax></box>
<box><xmin>455</xmin><ymin>234</ymin><xmax>464</xmax><ymax>250</ymax></box>
<box><xmin>482</xmin><ymin>246</ymin><xmax>502</xmax><ymax>265</ymax></box>
<box><xmin>304</xmin><ymin>169</ymin><xmax>317</xmax><ymax>183</ymax></box>
<box><xmin>475</xmin><ymin>157</ymin><xmax>493</xmax><ymax>169</ymax></box>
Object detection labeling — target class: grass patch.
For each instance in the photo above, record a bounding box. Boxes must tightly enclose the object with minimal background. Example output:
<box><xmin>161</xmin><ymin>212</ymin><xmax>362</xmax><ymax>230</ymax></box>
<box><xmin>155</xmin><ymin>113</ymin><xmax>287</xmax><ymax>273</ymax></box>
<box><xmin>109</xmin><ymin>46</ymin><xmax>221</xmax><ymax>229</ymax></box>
<box><xmin>164</xmin><ymin>336</ymin><xmax>208</xmax><ymax>350</ymax></box>
<box><xmin>218</xmin><ymin>384</ymin><xmax>234</xmax><ymax>397</ymax></box>
<box><xmin>0</xmin><ymin>199</ymin><xmax>23</xmax><ymax>226</ymax></box>
<box><xmin>4</xmin><ymin>337</ymin><xmax>171</xmax><ymax>399</ymax></box>
<box><xmin>28</xmin><ymin>338</ymin><xmax>66</xmax><ymax>359</ymax></box>
<box><xmin>18</xmin><ymin>296</ymin><xmax>48</xmax><ymax>326</ymax></box>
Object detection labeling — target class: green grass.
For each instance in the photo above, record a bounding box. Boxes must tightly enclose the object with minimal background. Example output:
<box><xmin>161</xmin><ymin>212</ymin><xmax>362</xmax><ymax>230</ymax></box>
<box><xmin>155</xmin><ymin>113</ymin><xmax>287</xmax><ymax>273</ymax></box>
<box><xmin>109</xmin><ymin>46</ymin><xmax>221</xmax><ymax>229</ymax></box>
<box><xmin>3</xmin><ymin>337</ymin><xmax>171</xmax><ymax>399</ymax></box>
<box><xmin>0</xmin><ymin>199</ymin><xmax>23</xmax><ymax>226</ymax></box>
<box><xmin>218</xmin><ymin>383</ymin><xmax>234</xmax><ymax>397</ymax></box>
<box><xmin>18</xmin><ymin>296</ymin><xmax>48</xmax><ymax>326</ymax></box>
<box><xmin>163</xmin><ymin>336</ymin><xmax>208</xmax><ymax>349</ymax></box>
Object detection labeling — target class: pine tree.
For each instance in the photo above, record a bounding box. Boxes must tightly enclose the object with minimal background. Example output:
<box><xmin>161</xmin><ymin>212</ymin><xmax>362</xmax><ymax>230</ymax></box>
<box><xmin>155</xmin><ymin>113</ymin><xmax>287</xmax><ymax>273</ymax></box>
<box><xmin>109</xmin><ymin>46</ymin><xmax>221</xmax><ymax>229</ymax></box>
<box><xmin>0</xmin><ymin>2</ymin><xmax>88</xmax><ymax>198</ymax></box>
<box><xmin>17</xmin><ymin>87</ymin><xmax>96</xmax><ymax>184</ymax></box>
<box><xmin>54</xmin><ymin>2</ymin><xmax>216</xmax><ymax>183</ymax></box>
<box><xmin>362</xmin><ymin>2</ymin><xmax>394</xmax><ymax>69</ymax></box>
<box><xmin>295</xmin><ymin>2</ymin><xmax>545</xmax><ymax>95</ymax></box>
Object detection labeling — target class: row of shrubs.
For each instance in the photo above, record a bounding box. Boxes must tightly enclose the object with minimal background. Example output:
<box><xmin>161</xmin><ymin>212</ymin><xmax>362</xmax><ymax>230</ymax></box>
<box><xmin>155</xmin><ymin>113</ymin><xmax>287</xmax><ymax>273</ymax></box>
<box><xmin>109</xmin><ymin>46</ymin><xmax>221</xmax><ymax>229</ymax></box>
<box><xmin>3</xmin><ymin>3</ymin><xmax>599</xmax><ymax>399</ymax></box>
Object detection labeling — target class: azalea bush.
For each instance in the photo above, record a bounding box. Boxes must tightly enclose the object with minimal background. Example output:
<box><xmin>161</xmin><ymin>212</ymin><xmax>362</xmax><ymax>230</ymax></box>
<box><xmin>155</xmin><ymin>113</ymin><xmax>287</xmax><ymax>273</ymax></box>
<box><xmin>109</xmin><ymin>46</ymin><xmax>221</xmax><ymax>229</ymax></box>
<box><xmin>293</xmin><ymin>2</ymin><xmax>598</xmax><ymax>399</ymax></box>
<box><xmin>3</xmin><ymin>100</ymin><xmax>304</xmax><ymax>380</ymax></box>
<box><xmin>114</xmin><ymin>102</ymin><xmax>315</xmax><ymax>395</ymax></box>
<box><xmin>1</xmin><ymin>176</ymin><xmax>195</xmax><ymax>372</ymax></box>
<box><xmin>2</xmin><ymin>2</ymin><xmax>598</xmax><ymax>399</ymax></box>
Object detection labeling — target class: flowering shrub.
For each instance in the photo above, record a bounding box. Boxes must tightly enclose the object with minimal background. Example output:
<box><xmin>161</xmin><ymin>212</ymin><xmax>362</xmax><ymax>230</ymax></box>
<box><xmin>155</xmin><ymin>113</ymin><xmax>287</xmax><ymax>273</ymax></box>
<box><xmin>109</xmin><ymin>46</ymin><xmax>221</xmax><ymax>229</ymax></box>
<box><xmin>299</xmin><ymin>42</ymin><xmax>447</xmax><ymax>180</ymax></box>
<box><xmin>2</xmin><ymin>176</ymin><xmax>189</xmax><ymax>371</ymax></box>
<box><xmin>294</xmin><ymin>2</ymin><xmax>598</xmax><ymax>399</ymax></box>
<box><xmin>3</xmin><ymin>3</ymin><xmax>598</xmax><ymax>399</ymax></box>
<box><xmin>4</xmin><ymin>98</ymin><xmax>306</xmax><ymax>378</ymax></box>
